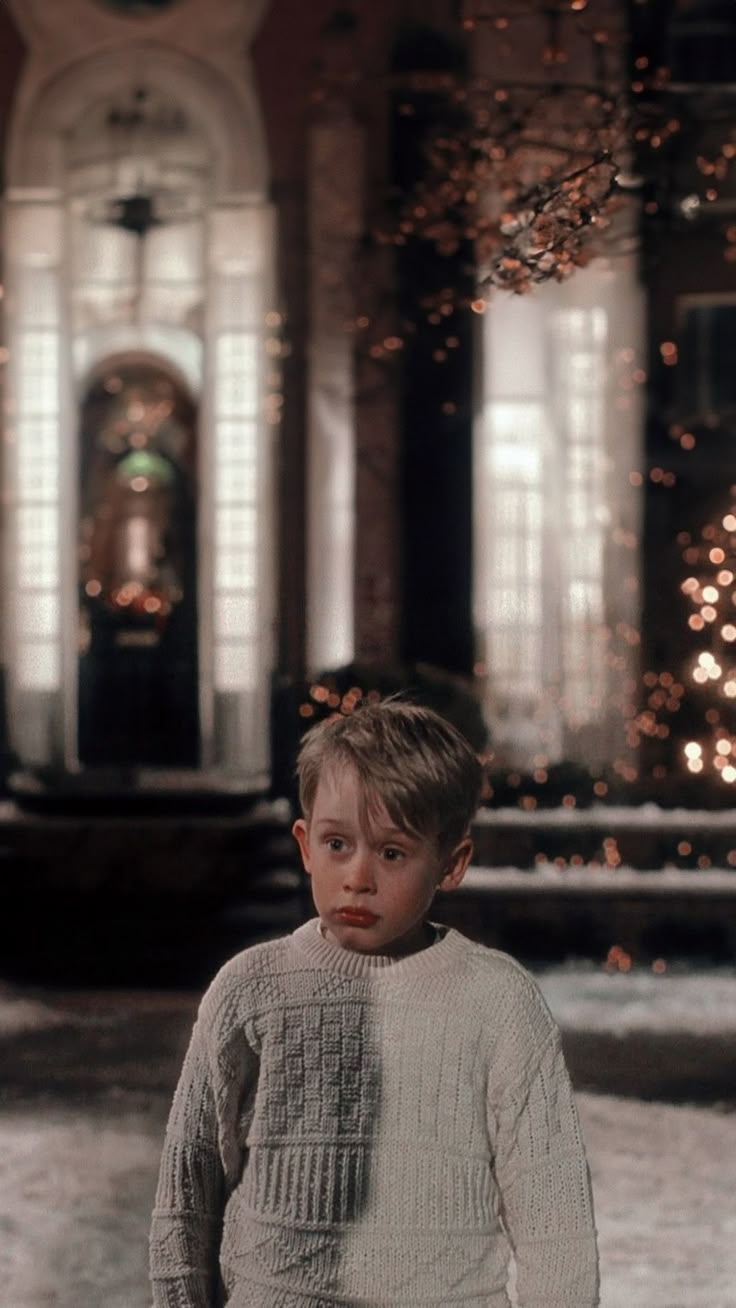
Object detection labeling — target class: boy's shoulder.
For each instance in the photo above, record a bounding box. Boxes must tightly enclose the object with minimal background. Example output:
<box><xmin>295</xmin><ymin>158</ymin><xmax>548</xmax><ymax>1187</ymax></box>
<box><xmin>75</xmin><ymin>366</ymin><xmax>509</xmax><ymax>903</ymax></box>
<box><xmin>452</xmin><ymin>936</ymin><xmax>562</xmax><ymax>1088</ymax></box>
<box><xmin>452</xmin><ymin>929</ymin><xmax>543</xmax><ymax>992</ymax></box>
<box><xmin>448</xmin><ymin>930</ymin><xmax>558</xmax><ymax>1044</ymax></box>
<box><xmin>215</xmin><ymin>931</ymin><xmax>293</xmax><ymax>979</ymax></box>
<box><xmin>198</xmin><ymin>932</ymin><xmax>294</xmax><ymax>1023</ymax></box>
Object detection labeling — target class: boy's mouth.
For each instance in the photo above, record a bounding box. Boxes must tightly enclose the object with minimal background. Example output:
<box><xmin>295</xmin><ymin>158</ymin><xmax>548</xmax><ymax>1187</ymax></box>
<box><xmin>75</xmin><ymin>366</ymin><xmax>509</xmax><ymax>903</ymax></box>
<box><xmin>334</xmin><ymin>908</ymin><xmax>379</xmax><ymax>927</ymax></box>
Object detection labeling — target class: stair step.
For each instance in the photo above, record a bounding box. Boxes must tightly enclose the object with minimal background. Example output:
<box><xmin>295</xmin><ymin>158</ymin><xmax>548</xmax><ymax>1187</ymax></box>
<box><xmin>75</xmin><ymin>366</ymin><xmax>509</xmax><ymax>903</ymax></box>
<box><xmin>471</xmin><ymin>805</ymin><xmax>736</xmax><ymax>871</ymax></box>
<box><xmin>460</xmin><ymin>864</ymin><xmax>736</xmax><ymax>894</ymax></box>
<box><xmin>438</xmin><ymin>860</ymin><xmax>736</xmax><ymax>965</ymax></box>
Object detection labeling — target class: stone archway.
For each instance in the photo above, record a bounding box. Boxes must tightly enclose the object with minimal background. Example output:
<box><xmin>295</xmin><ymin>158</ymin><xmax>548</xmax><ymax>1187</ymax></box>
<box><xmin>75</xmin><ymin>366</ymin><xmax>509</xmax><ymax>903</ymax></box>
<box><xmin>2</xmin><ymin>14</ymin><xmax>277</xmax><ymax>785</ymax></box>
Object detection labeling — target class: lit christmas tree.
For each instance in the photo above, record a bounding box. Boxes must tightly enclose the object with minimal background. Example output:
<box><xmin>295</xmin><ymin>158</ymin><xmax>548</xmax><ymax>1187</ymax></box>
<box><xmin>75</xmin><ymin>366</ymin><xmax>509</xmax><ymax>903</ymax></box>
<box><xmin>675</xmin><ymin>503</ymin><xmax>736</xmax><ymax>785</ymax></box>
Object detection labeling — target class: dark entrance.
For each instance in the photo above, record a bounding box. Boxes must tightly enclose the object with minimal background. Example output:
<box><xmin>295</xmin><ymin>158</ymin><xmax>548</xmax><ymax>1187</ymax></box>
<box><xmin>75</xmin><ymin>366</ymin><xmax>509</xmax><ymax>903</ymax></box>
<box><xmin>78</xmin><ymin>360</ymin><xmax>199</xmax><ymax>767</ymax></box>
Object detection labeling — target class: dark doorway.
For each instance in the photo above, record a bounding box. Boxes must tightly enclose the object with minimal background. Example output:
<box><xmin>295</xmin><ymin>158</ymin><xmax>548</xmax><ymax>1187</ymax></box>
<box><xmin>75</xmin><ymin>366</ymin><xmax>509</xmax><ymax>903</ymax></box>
<box><xmin>77</xmin><ymin>360</ymin><xmax>199</xmax><ymax>767</ymax></box>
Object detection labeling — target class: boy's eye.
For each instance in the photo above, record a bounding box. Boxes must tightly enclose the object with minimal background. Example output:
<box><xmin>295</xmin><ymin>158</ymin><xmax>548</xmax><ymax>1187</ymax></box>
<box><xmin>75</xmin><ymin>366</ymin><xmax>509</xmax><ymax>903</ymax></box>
<box><xmin>326</xmin><ymin>837</ymin><xmax>345</xmax><ymax>852</ymax></box>
<box><xmin>383</xmin><ymin>846</ymin><xmax>405</xmax><ymax>862</ymax></box>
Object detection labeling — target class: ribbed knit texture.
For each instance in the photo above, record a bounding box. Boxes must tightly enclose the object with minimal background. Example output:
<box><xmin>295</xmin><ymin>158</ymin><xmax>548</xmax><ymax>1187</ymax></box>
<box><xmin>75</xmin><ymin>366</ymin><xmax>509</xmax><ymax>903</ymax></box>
<box><xmin>150</xmin><ymin>920</ymin><xmax>599</xmax><ymax>1307</ymax></box>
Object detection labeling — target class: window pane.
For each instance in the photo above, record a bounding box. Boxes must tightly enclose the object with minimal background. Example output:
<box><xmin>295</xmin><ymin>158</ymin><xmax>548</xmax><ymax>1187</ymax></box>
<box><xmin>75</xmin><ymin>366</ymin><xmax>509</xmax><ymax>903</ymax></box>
<box><xmin>17</xmin><ymin>642</ymin><xmax>59</xmax><ymax>691</ymax></box>
<box><xmin>214</xmin><ymin>594</ymin><xmax>257</xmax><ymax>639</ymax></box>
<box><xmin>17</xmin><ymin>332</ymin><xmax>59</xmax><ymax>416</ymax></box>
<box><xmin>678</xmin><ymin>302</ymin><xmax>736</xmax><ymax>415</ymax></box>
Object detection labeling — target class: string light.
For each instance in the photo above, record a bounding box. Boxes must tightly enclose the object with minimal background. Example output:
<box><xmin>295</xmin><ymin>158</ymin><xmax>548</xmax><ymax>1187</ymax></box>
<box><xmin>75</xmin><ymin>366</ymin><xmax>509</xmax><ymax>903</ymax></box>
<box><xmin>370</xmin><ymin>1</ymin><xmax>736</xmax><ymax>314</ymax></box>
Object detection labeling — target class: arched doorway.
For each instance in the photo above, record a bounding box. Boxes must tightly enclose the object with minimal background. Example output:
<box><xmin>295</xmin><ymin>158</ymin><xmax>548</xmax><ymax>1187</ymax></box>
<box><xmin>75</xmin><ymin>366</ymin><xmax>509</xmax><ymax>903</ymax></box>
<box><xmin>77</xmin><ymin>360</ymin><xmax>199</xmax><ymax>766</ymax></box>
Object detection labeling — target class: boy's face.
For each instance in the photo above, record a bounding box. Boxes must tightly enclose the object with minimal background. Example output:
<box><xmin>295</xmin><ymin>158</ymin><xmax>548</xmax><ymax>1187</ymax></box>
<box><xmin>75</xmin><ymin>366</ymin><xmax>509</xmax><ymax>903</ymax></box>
<box><xmin>292</xmin><ymin>765</ymin><xmax>472</xmax><ymax>957</ymax></box>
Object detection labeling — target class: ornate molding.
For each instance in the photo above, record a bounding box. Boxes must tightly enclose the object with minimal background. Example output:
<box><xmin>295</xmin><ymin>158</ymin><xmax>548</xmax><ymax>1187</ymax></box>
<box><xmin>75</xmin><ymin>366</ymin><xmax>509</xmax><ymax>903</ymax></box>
<box><xmin>4</xmin><ymin>0</ymin><xmax>272</xmax><ymax>60</ymax></box>
<box><xmin>6</xmin><ymin>37</ymin><xmax>269</xmax><ymax>194</ymax></box>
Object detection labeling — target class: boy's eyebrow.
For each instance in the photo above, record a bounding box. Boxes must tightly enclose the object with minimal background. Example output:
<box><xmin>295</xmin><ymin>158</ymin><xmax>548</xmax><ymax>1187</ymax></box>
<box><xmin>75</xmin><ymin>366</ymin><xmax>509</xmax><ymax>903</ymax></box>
<box><xmin>313</xmin><ymin>816</ymin><xmax>416</xmax><ymax>840</ymax></box>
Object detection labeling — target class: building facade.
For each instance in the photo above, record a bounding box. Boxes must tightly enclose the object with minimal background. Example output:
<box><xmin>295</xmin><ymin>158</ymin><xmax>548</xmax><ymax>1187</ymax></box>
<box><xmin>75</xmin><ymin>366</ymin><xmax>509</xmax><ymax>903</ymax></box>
<box><xmin>0</xmin><ymin>0</ymin><xmax>734</xmax><ymax>801</ymax></box>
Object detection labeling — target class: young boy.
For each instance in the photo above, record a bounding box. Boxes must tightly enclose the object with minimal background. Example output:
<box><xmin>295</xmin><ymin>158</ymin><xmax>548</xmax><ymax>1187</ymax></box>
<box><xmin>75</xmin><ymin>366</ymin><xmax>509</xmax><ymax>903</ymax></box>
<box><xmin>150</xmin><ymin>701</ymin><xmax>599</xmax><ymax>1307</ymax></box>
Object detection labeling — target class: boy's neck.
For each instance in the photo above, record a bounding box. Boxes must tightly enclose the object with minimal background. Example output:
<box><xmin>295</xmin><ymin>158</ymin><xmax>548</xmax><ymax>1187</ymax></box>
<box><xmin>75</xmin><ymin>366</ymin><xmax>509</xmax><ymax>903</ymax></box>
<box><xmin>316</xmin><ymin>917</ymin><xmax>440</xmax><ymax>958</ymax></box>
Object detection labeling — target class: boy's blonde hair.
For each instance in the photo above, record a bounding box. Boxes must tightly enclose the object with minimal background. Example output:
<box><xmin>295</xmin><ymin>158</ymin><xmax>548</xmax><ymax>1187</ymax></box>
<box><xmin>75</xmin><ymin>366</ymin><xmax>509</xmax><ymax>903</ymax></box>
<box><xmin>296</xmin><ymin>699</ymin><xmax>484</xmax><ymax>855</ymax></box>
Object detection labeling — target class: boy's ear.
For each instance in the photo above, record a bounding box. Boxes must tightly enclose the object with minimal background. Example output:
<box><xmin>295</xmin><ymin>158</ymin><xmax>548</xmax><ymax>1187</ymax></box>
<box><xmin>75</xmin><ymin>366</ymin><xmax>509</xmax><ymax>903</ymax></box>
<box><xmin>291</xmin><ymin>818</ymin><xmax>312</xmax><ymax>875</ymax></box>
<box><xmin>437</xmin><ymin>836</ymin><xmax>473</xmax><ymax>894</ymax></box>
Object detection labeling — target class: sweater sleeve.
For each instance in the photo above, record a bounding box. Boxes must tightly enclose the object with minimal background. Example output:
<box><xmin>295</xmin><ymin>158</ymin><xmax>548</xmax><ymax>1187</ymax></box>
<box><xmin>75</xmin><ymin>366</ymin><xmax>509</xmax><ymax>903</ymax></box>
<box><xmin>149</xmin><ymin>986</ymin><xmax>257</xmax><ymax>1308</ymax></box>
<box><xmin>490</xmin><ymin>986</ymin><xmax>600</xmax><ymax>1308</ymax></box>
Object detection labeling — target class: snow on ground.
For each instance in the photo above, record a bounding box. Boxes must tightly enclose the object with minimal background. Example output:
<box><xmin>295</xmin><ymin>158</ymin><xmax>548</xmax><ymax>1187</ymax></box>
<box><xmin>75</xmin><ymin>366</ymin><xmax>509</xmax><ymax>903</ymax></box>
<box><xmin>0</xmin><ymin>1089</ymin><xmax>733</xmax><ymax>1308</ymax></box>
<box><xmin>0</xmin><ymin>994</ymin><xmax>67</xmax><ymax>1038</ymax></box>
<box><xmin>0</xmin><ymin>1093</ymin><xmax>166</xmax><ymax>1308</ymax></box>
<box><xmin>536</xmin><ymin>963</ymin><xmax>736</xmax><ymax>1036</ymax></box>
<box><xmin>1</xmin><ymin>970</ymin><xmax>735</xmax><ymax>1308</ymax></box>
<box><xmin>582</xmin><ymin>1093</ymin><xmax>736</xmax><ymax>1308</ymax></box>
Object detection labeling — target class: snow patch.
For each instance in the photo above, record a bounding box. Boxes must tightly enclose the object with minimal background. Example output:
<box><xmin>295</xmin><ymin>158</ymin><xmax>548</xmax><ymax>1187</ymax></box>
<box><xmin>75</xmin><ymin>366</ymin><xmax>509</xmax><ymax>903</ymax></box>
<box><xmin>536</xmin><ymin>966</ymin><xmax>736</xmax><ymax>1036</ymax></box>
<box><xmin>580</xmin><ymin>1092</ymin><xmax>736</xmax><ymax>1308</ymax></box>
<box><xmin>0</xmin><ymin>994</ymin><xmax>66</xmax><ymax>1038</ymax></box>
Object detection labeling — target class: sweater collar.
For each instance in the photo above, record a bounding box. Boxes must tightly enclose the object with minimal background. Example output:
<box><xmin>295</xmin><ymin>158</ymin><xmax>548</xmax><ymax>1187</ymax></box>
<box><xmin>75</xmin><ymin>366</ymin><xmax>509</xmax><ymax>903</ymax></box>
<box><xmin>290</xmin><ymin>916</ymin><xmax>470</xmax><ymax>979</ymax></box>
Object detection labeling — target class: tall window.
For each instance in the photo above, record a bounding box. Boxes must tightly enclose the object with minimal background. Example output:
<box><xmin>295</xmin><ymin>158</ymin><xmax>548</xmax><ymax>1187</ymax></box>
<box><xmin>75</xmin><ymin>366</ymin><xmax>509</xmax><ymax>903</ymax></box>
<box><xmin>12</xmin><ymin>246</ymin><xmax>62</xmax><ymax>696</ymax></box>
<box><xmin>3</xmin><ymin>203</ymin><xmax>65</xmax><ymax>765</ymax></box>
<box><xmin>474</xmin><ymin>266</ymin><xmax>643</xmax><ymax>770</ymax></box>
<box><xmin>208</xmin><ymin>207</ymin><xmax>272</xmax><ymax>712</ymax></box>
<box><xmin>553</xmin><ymin>307</ymin><xmax>608</xmax><ymax>729</ymax></box>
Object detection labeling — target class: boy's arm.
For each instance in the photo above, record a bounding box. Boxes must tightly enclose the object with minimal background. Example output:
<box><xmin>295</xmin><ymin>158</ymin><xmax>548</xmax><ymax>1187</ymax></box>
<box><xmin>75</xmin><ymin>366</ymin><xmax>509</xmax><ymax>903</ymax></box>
<box><xmin>491</xmin><ymin>1013</ymin><xmax>600</xmax><ymax>1308</ymax></box>
<box><xmin>150</xmin><ymin>998</ymin><xmax>254</xmax><ymax>1308</ymax></box>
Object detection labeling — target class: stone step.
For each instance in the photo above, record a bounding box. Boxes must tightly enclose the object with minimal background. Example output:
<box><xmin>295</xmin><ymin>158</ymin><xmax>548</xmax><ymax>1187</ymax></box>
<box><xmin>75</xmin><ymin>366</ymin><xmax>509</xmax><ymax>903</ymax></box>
<box><xmin>471</xmin><ymin>804</ymin><xmax>736</xmax><ymax>872</ymax></box>
<box><xmin>436</xmin><ymin>862</ymin><xmax>736</xmax><ymax>966</ymax></box>
<box><xmin>0</xmin><ymin>796</ymin><xmax>301</xmax><ymax>900</ymax></box>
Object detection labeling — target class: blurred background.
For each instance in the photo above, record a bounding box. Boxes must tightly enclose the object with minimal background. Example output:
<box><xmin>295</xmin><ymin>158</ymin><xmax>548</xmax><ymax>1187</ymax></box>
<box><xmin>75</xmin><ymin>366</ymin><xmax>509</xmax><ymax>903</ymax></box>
<box><xmin>0</xmin><ymin>2</ymin><xmax>736</xmax><ymax>1305</ymax></box>
<box><xmin>2</xmin><ymin>0</ymin><xmax>736</xmax><ymax>971</ymax></box>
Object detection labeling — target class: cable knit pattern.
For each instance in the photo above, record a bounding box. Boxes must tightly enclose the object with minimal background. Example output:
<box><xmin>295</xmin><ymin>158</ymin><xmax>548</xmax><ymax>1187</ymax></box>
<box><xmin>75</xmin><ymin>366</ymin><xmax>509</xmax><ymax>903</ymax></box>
<box><xmin>150</xmin><ymin>920</ymin><xmax>599</xmax><ymax>1308</ymax></box>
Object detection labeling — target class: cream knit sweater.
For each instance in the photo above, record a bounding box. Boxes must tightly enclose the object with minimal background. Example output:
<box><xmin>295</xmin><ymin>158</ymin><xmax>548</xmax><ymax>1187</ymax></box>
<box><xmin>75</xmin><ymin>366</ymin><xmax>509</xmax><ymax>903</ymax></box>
<box><xmin>150</xmin><ymin>919</ymin><xmax>599</xmax><ymax>1308</ymax></box>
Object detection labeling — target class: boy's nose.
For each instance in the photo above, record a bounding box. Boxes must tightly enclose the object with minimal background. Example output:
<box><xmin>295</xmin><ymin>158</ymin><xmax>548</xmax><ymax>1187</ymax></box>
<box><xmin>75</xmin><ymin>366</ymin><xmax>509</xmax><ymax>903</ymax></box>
<box><xmin>343</xmin><ymin>851</ymin><xmax>377</xmax><ymax>893</ymax></box>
